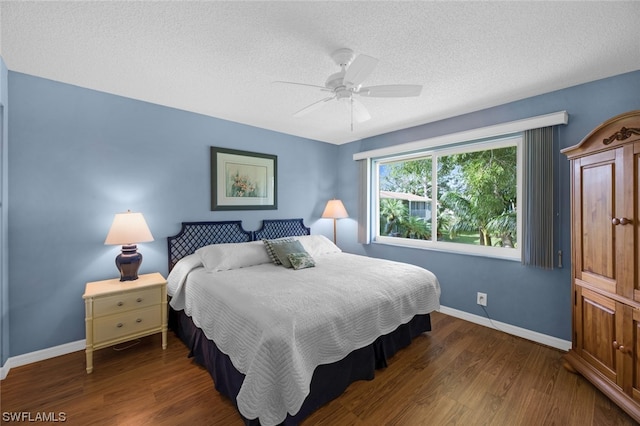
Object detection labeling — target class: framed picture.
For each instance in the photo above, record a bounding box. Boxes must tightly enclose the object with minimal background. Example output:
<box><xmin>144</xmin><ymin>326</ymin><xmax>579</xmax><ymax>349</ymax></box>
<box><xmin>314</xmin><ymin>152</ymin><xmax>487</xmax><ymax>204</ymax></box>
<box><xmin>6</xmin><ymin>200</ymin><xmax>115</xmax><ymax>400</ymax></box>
<box><xmin>210</xmin><ymin>147</ymin><xmax>277</xmax><ymax>211</ymax></box>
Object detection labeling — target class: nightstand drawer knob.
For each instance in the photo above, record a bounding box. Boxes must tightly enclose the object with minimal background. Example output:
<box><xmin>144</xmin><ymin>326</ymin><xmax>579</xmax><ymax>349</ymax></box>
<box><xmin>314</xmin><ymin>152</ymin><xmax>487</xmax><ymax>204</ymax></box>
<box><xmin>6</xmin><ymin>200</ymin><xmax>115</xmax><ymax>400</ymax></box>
<box><xmin>117</xmin><ymin>301</ymin><xmax>124</xmax><ymax>307</ymax></box>
<box><xmin>117</xmin><ymin>323</ymin><xmax>123</xmax><ymax>328</ymax></box>
<box><xmin>136</xmin><ymin>298</ymin><xmax>143</xmax><ymax>303</ymax></box>
<box><xmin>136</xmin><ymin>318</ymin><xmax>142</xmax><ymax>323</ymax></box>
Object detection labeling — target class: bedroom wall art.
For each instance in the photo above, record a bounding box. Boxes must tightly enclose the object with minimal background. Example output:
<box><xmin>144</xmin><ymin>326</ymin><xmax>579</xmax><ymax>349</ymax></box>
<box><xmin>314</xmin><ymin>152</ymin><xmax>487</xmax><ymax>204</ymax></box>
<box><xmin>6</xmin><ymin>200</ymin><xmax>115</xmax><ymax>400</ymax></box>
<box><xmin>210</xmin><ymin>146</ymin><xmax>277</xmax><ymax>211</ymax></box>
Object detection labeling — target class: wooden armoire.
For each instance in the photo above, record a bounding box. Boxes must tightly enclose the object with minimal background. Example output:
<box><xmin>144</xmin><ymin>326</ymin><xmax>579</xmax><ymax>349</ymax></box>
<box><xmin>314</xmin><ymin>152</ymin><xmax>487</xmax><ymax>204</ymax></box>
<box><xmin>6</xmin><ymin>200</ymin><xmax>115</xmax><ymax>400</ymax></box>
<box><xmin>562</xmin><ymin>110</ymin><xmax>640</xmax><ymax>422</ymax></box>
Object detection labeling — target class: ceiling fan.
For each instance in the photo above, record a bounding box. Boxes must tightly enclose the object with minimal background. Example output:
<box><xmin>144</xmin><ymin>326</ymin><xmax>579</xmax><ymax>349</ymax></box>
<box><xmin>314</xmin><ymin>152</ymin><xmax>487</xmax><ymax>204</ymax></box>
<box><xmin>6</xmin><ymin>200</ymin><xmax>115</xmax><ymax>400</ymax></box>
<box><xmin>274</xmin><ymin>48</ymin><xmax>423</xmax><ymax>130</ymax></box>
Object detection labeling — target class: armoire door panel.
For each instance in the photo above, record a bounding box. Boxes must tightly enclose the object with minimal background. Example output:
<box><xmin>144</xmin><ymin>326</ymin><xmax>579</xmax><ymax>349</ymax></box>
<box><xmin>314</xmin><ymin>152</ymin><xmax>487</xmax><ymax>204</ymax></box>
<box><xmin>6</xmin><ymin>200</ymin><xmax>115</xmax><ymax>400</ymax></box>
<box><xmin>579</xmin><ymin>287</ymin><xmax>618</xmax><ymax>383</ymax></box>
<box><xmin>575</xmin><ymin>150</ymin><xmax>619</xmax><ymax>294</ymax></box>
<box><xmin>614</xmin><ymin>144</ymin><xmax>636</xmax><ymax>299</ymax></box>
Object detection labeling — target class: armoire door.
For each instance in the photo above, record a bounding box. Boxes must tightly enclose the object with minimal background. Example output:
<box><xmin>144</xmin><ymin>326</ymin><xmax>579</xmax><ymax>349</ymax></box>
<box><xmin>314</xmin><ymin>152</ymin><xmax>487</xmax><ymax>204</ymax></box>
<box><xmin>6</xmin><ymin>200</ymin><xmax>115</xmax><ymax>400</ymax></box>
<box><xmin>576</xmin><ymin>286</ymin><xmax>620</xmax><ymax>384</ymax></box>
<box><xmin>572</xmin><ymin>148</ymin><xmax>627</xmax><ymax>296</ymax></box>
<box><xmin>634</xmin><ymin>142</ymin><xmax>640</xmax><ymax>303</ymax></box>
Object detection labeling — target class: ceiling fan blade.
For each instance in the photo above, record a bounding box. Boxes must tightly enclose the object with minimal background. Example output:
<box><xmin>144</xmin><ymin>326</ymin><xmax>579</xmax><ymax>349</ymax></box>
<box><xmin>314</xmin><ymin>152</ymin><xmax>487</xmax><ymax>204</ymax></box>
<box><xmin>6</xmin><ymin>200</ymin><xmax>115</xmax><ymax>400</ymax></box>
<box><xmin>293</xmin><ymin>96</ymin><xmax>335</xmax><ymax>117</ymax></box>
<box><xmin>341</xmin><ymin>97</ymin><xmax>371</xmax><ymax>123</ymax></box>
<box><xmin>272</xmin><ymin>81</ymin><xmax>331</xmax><ymax>91</ymax></box>
<box><xmin>343</xmin><ymin>54</ymin><xmax>379</xmax><ymax>87</ymax></box>
<box><xmin>351</xmin><ymin>98</ymin><xmax>371</xmax><ymax>123</ymax></box>
<box><xmin>358</xmin><ymin>84</ymin><xmax>423</xmax><ymax>97</ymax></box>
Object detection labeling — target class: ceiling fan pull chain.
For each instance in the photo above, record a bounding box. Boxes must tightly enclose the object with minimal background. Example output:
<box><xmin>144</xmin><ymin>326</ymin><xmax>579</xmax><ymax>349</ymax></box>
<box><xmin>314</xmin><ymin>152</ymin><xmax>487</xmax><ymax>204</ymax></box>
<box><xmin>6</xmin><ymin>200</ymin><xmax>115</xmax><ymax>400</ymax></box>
<box><xmin>351</xmin><ymin>98</ymin><xmax>354</xmax><ymax>132</ymax></box>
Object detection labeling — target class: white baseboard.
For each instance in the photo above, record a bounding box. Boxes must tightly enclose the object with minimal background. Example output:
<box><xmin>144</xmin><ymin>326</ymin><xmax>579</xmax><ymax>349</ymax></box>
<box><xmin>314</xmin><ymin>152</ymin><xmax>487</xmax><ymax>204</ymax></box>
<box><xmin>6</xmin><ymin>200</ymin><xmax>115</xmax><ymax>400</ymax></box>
<box><xmin>0</xmin><ymin>339</ymin><xmax>85</xmax><ymax>380</ymax></box>
<box><xmin>0</xmin><ymin>360</ymin><xmax>8</xmax><ymax>380</ymax></box>
<box><xmin>439</xmin><ymin>305</ymin><xmax>571</xmax><ymax>351</ymax></box>
<box><xmin>1</xmin><ymin>308</ymin><xmax>571</xmax><ymax>380</ymax></box>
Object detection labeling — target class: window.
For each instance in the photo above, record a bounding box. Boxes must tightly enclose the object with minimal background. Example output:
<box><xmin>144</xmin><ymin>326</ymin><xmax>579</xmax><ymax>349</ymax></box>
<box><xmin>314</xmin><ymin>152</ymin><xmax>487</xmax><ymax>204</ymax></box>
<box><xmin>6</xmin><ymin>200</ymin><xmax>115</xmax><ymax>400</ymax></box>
<box><xmin>373</xmin><ymin>136</ymin><xmax>522</xmax><ymax>260</ymax></box>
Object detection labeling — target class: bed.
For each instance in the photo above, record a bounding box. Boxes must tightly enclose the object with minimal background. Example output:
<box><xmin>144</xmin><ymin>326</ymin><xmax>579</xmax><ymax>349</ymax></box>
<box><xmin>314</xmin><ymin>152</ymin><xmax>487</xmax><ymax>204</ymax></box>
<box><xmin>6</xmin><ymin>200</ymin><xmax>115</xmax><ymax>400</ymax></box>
<box><xmin>166</xmin><ymin>218</ymin><xmax>441</xmax><ymax>425</ymax></box>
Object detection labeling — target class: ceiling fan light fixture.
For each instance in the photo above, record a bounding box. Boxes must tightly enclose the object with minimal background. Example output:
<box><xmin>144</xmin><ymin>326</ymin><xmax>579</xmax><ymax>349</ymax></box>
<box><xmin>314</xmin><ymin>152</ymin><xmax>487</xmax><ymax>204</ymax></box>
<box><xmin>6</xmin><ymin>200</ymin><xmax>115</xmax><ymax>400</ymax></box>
<box><xmin>325</xmin><ymin>71</ymin><xmax>346</xmax><ymax>90</ymax></box>
<box><xmin>336</xmin><ymin>89</ymin><xmax>351</xmax><ymax>100</ymax></box>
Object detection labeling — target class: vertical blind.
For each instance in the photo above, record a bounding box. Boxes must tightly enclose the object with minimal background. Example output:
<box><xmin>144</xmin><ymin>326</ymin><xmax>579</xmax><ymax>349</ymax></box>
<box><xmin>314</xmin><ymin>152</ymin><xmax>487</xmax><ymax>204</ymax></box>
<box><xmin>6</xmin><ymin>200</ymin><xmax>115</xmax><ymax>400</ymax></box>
<box><xmin>522</xmin><ymin>126</ymin><xmax>554</xmax><ymax>269</ymax></box>
<box><xmin>357</xmin><ymin>159</ymin><xmax>370</xmax><ymax>244</ymax></box>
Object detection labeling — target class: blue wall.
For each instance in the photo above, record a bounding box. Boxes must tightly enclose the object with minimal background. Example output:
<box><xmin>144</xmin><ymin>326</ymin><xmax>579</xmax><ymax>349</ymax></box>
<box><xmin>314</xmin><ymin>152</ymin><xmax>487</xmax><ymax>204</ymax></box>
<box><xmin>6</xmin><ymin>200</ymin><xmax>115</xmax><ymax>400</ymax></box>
<box><xmin>7</xmin><ymin>72</ymin><xmax>337</xmax><ymax>357</ymax></box>
<box><xmin>336</xmin><ymin>70</ymin><xmax>640</xmax><ymax>340</ymax></box>
<box><xmin>6</xmin><ymin>68</ymin><xmax>640</xmax><ymax>359</ymax></box>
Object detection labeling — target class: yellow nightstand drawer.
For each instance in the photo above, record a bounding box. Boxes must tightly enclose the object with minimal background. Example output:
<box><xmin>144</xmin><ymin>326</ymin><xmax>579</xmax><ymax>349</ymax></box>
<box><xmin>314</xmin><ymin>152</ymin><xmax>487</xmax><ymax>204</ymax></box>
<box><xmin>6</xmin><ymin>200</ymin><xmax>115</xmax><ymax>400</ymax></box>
<box><xmin>93</xmin><ymin>287</ymin><xmax>160</xmax><ymax>317</ymax></box>
<box><xmin>93</xmin><ymin>305</ymin><xmax>161</xmax><ymax>343</ymax></box>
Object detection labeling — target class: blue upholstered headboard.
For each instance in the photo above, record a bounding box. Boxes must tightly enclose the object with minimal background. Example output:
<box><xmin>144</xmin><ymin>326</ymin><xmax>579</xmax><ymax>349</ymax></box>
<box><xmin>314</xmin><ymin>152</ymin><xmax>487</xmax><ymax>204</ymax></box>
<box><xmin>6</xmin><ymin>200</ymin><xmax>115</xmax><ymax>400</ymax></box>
<box><xmin>167</xmin><ymin>218</ymin><xmax>310</xmax><ymax>271</ymax></box>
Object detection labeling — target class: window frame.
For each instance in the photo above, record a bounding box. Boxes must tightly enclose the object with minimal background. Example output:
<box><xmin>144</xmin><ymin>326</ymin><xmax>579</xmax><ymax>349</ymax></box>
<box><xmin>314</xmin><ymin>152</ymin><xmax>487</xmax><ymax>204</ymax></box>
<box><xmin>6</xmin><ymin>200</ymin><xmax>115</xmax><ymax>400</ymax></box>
<box><xmin>372</xmin><ymin>135</ymin><xmax>523</xmax><ymax>261</ymax></box>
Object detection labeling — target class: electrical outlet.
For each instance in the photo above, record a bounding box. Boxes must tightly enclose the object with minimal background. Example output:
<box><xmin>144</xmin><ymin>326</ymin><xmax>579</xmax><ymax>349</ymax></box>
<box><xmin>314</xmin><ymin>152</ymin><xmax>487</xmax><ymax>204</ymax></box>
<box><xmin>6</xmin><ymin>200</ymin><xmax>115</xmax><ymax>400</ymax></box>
<box><xmin>477</xmin><ymin>292</ymin><xmax>487</xmax><ymax>306</ymax></box>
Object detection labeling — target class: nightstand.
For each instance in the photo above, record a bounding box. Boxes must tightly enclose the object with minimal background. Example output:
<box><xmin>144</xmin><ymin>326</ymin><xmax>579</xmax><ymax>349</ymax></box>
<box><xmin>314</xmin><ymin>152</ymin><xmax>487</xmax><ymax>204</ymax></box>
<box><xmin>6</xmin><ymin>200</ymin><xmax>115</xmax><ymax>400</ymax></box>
<box><xmin>83</xmin><ymin>272</ymin><xmax>167</xmax><ymax>373</ymax></box>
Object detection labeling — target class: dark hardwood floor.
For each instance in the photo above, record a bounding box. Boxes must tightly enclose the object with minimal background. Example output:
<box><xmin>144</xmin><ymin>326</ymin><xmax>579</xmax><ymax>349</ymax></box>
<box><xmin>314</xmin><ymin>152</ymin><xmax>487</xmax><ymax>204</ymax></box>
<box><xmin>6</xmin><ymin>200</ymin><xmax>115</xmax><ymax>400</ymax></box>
<box><xmin>1</xmin><ymin>312</ymin><xmax>637</xmax><ymax>425</ymax></box>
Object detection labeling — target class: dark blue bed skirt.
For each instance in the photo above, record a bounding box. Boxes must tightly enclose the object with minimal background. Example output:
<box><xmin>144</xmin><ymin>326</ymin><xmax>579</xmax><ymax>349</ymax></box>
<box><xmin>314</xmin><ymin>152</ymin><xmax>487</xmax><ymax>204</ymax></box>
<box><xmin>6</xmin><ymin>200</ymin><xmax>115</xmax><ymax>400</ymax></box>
<box><xmin>170</xmin><ymin>308</ymin><xmax>431</xmax><ymax>425</ymax></box>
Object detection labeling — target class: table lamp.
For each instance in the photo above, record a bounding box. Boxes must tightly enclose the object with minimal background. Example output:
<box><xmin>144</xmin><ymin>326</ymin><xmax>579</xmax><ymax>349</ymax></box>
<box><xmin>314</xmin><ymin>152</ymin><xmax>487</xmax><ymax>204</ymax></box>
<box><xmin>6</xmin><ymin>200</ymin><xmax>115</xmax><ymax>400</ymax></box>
<box><xmin>104</xmin><ymin>210</ymin><xmax>154</xmax><ymax>281</ymax></box>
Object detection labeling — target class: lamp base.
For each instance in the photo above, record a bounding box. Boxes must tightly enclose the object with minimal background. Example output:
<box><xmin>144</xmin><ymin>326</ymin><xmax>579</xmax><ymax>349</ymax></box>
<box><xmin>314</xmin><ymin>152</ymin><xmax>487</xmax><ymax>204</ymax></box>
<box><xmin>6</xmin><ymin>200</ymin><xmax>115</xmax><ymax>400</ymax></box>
<box><xmin>116</xmin><ymin>244</ymin><xmax>143</xmax><ymax>281</ymax></box>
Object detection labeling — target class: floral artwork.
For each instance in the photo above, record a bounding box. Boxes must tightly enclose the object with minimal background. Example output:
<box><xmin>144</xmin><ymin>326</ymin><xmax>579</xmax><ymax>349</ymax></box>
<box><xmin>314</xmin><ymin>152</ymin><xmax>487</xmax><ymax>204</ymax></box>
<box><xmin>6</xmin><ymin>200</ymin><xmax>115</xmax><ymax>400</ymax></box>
<box><xmin>227</xmin><ymin>167</ymin><xmax>267</xmax><ymax>198</ymax></box>
<box><xmin>211</xmin><ymin>147</ymin><xmax>277</xmax><ymax>210</ymax></box>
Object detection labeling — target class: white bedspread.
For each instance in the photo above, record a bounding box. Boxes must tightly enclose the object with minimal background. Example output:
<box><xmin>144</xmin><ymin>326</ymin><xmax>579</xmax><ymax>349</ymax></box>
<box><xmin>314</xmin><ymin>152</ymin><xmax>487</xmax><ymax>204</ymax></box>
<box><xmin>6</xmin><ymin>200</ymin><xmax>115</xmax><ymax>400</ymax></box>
<box><xmin>168</xmin><ymin>252</ymin><xmax>440</xmax><ymax>426</ymax></box>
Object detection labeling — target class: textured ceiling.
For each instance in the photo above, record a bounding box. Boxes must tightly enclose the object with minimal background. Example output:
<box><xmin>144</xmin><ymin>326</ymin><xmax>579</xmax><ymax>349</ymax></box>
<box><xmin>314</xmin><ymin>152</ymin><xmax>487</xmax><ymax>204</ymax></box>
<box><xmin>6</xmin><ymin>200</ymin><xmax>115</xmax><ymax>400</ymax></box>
<box><xmin>1</xmin><ymin>1</ymin><xmax>639</xmax><ymax>145</ymax></box>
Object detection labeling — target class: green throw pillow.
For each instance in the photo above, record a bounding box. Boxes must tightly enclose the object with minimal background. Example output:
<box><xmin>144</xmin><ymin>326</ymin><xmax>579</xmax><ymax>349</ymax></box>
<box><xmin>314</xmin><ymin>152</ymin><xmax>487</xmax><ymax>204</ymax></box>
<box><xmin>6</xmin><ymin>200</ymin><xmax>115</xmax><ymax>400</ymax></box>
<box><xmin>288</xmin><ymin>252</ymin><xmax>316</xmax><ymax>270</ymax></box>
<box><xmin>270</xmin><ymin>240</ymin><xmax>306</xmax><ymax>268</ymax></box>
<box><xmin>262</xmin><ymin>237</ymin><xmax>295</xmax><ymax>265</ymax></box>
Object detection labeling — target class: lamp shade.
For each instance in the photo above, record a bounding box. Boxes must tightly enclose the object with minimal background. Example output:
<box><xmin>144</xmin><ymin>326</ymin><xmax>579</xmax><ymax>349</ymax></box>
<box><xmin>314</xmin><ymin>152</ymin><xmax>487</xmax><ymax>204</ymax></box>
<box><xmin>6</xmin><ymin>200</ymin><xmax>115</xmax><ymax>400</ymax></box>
<box><xmin>321</xmin><ymin>199</ymin><xmax>349</xmax><ymax>219</ymax></box>
<box><xmin>105</xmin><ymin>210</ymin><xmax>154</xmax><ymax>281</ymax></box>
<box><xmin>105</xmin><ymin>211</ymin><xmax>154</xmax><ymax>245</ymax></box>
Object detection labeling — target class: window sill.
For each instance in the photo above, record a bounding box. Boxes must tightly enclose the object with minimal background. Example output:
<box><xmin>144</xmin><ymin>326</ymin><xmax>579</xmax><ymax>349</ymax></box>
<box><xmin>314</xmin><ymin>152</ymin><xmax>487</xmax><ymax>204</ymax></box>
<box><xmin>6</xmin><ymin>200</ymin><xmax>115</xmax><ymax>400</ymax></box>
<box><xmin>373</xmin><ymin>237</ymin><xmax>521</xmax><ymax>262</ymax></box>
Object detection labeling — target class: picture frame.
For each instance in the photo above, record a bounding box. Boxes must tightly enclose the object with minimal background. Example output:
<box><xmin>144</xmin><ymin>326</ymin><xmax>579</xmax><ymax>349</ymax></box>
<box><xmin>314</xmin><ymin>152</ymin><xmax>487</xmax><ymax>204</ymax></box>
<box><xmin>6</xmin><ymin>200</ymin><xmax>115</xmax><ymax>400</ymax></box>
<box><xmin>210</xmin><ymin>147</ymin><xmax>277</xmax><ymax>211</ymax></box>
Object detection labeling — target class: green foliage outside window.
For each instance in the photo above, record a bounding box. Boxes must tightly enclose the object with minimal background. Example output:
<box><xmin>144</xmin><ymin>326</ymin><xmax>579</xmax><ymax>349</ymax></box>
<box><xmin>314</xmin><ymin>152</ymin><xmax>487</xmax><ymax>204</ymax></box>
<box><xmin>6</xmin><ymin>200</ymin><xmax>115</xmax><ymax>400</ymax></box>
<box><xmin>378</xmin><ymin>145</ymin><xmax>517</xmax><ymax>248</ymax></box>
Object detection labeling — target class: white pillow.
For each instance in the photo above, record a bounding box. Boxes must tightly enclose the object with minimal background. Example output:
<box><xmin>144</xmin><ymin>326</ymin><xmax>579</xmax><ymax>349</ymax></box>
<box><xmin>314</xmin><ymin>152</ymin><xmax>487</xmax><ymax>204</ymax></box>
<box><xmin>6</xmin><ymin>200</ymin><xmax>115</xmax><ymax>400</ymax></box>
<box><xmin>294</xmin><ymin>235</ymin><xmax>342</xmax><ymax>257</ymax></box>
<box><xmin>196</xmin><ymin>241</ymin><xmax>271</xmax><ymax>272</ymax></box>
